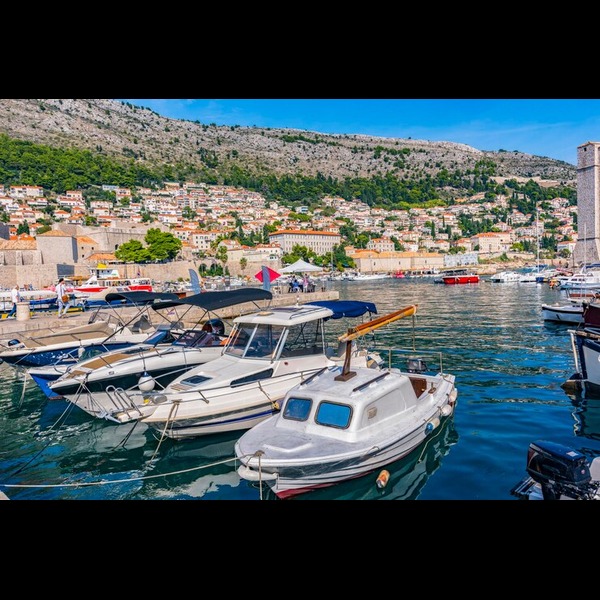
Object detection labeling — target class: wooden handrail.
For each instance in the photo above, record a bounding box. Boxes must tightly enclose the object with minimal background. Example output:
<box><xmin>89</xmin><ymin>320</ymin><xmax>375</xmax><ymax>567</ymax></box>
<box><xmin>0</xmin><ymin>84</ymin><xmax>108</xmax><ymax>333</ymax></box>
<box><xmin>338</xmin><ymin>304</ymin><xmax>417</xmax><ymax>342</ymax></box>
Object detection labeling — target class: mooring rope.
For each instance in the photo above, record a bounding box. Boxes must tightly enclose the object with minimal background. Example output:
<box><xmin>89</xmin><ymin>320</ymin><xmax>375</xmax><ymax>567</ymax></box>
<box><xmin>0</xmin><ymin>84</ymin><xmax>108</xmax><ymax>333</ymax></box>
<box><xmin>1</xmin><ymin>454</ymin><xmax>242</xmax><ymax>490</ymax></box>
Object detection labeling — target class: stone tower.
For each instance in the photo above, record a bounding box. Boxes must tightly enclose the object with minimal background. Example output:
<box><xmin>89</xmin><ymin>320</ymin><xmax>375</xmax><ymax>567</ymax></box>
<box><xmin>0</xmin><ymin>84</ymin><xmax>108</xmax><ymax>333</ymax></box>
<box><xmin>574</xmin><ymin>141</ymin><xmax>600</xmax><ymax>266</ymax></box>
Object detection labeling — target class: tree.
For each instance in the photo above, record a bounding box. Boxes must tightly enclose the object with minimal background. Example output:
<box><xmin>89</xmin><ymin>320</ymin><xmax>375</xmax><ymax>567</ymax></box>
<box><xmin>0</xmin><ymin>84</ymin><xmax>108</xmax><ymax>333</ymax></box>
<box><xmin>145</xmin><ymin>228</ymin><xmax>182</xmax><ymax>261</ymax></box>
<box><xmin>215</xmin><ymin>244</ymin><xmax>228</xmax><ymax>270</ymax></box>
<box><xmin>17</xmin><ymin>220</ymin><xmax>30</xmax><ymax>235</ymax></box>
<box><xmin>240</xmin><ymin>257</ymin><xmax>248</xmax><ymax>273</ymax></box>
<box><xmin>114</xmin><ymin>239</ymin><xmax>152</xmax><ymax>263</ymax></box>
<box><xmin>182</xmin><ymin>206</ymin><xmax>197</xmax><ymax>220</ymax></box>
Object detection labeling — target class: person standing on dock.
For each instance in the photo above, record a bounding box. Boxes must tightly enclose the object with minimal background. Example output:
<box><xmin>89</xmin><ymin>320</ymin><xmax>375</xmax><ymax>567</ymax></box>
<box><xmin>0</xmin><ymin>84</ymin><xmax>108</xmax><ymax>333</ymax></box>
<box><xmin>56</xmin><ymin>278</ymin><xmax>70</xmax><ymax>318</ymax></box>
<box><xmin>7</xmin><ymin>285</ymin><xmax>20</xmax><ymax>318</ymax></box>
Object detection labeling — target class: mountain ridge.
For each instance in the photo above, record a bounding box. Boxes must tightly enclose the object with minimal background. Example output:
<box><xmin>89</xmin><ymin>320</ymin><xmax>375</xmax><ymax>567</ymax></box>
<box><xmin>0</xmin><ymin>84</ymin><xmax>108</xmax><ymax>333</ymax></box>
<box><xmin>0</xmin><ymin>99</ymin><xmax>577</xmax><ymax>190</ymax></box>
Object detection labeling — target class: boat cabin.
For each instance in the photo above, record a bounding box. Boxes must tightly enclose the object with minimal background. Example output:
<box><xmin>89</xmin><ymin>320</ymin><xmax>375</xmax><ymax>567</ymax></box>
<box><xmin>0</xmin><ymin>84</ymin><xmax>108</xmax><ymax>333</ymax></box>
<box><xmin>275</xmin><ymin>367</ymin><xmax>425</xmax><ymax>443</ymax></box>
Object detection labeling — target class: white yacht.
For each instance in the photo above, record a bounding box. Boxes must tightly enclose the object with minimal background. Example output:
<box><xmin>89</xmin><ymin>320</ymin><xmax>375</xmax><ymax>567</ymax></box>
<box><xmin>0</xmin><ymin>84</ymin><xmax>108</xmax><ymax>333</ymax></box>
<box><xmin>59</xmin><ymin>301</ymin><xmax>415</xmax><ymax>439</ymax></box>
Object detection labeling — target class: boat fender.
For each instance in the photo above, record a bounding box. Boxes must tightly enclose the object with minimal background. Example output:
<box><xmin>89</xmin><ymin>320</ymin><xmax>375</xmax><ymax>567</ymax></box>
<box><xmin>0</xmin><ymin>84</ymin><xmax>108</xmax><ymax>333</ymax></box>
<box><xmin>440</xmin><ymin>404</ymin><xmax>453</xmax><ymax>417</ymax></box>
<box><xmin>138</xmin><ymin>372</ymin><xmax>156</xmax><ymax>392</ymax></box>
<box><xmin>376</xmin><ymin>470</ymin><xmax>390</xmax><ymax>489</ymax></box>
<box><xmin>425</xmin><ymin>417</ymin><xmax>441</xmax><ymax>434</ymax></box>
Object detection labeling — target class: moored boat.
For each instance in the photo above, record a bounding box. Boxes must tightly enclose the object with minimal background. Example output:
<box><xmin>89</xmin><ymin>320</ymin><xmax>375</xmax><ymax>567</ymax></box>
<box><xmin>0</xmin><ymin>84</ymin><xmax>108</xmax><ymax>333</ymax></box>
<box><xmin>442</xmin><ymin>271</ymin><xmax>479</xmax><ymax>285</ymax></box>
<box><xmin>0</xmin><ymin>291</ymin><xmax>178</xmax><ymax>369</ymax></box>
<box><xmin>235</xmin><ymin>350</ymin><xmax>458</xmax><ymax>499</ymax></box>
<box><xmin>44</xmin><ymin>288</ymin><xmax>273</xmax><ymax>403</ymax></box>
<box><xmin>541</xmin><ymin>302</ymin><xmax>585</xmax><ymax>324</ymax></box>
<box><xmin>489</xmin><ymin>270</ymin><xmax>521</xmax><ymax>283</ymax></box>
<box><xmin>62</xmin><ymin>301</ymin><xmax>413</xmax><ymax>438</ymax></box>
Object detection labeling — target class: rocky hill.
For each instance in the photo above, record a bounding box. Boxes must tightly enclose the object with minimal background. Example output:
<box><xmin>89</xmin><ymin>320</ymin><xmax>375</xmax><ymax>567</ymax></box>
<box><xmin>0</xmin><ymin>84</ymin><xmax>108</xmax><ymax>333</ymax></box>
<box><xmin>0</xmin><ymin>98</ymin><xmax>577</xmax><ymax>185</ymax></box>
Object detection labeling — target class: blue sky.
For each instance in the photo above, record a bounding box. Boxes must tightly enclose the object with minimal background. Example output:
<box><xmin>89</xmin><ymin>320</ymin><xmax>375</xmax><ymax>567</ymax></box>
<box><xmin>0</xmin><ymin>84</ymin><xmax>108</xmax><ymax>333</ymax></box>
<box><xmin>117</xmin><ymin>99</ymin><xmax>600</xmax><ymax>166</ymax></box>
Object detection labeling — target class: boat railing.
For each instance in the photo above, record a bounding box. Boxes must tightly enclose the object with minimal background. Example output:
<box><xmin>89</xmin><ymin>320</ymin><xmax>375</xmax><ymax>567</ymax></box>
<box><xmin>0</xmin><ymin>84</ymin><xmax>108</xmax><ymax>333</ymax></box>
<box><xmin>98</xmin><ymin>366</ymin><xmax>330</xmax><ymax>421</ymax></box>
<box><xmin>375</xmin><ymin>347</ymin><xmax>446</xmax><ymax>376</ymax></box>
<box><xmin>102</xmin><ymin>385</ymin><xmax>148</xmax><ymax>420</ymax></box>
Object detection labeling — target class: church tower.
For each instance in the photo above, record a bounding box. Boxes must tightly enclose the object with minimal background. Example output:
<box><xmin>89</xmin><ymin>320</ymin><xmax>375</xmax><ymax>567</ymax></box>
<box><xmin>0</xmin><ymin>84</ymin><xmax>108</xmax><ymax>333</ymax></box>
<box><xmin>574</xmin><ymin>141</ymin><xmax>600</xmax><ymax>265</ymax></box>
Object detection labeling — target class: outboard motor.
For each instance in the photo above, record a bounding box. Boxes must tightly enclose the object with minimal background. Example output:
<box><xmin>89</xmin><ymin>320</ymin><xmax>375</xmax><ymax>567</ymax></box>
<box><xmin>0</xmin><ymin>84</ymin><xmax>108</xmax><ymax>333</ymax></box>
<box><xmin>526</xmin><ymin>440</ymin><xmax>595</xmax><ymax>500</ymax></box>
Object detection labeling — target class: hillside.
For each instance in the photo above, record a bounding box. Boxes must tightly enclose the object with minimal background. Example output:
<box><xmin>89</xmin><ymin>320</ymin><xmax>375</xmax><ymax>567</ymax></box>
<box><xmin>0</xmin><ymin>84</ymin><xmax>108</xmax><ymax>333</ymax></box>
<box><xmin>0</xmin><ymin>99</ymin><xmax>576</xmax><ymax>191</ymax></box>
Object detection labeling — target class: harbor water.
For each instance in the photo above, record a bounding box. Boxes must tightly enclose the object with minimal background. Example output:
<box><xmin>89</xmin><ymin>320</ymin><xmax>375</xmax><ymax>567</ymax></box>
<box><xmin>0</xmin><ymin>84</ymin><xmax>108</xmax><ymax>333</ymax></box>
<box><xmin>0</xmin><ymin>277</ymin><xmax>595</xmax><ymax>501</ymax></box>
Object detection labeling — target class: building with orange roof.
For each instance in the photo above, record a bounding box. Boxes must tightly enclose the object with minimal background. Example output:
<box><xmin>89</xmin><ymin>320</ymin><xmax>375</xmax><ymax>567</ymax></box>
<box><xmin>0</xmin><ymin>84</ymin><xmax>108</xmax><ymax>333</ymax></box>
<box><xmin>268</xmin><ymin>229</ymin><xmax>340</xmax><ymax>254</ymax></box>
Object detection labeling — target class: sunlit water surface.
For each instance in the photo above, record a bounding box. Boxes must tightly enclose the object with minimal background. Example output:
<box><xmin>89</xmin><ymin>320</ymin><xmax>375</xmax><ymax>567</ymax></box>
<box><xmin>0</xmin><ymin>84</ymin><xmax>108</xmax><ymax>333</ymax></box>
<box><xmin>0</xmin><ymin>278</ymin><xmax>595</xmax><ymax>501</ymax></box>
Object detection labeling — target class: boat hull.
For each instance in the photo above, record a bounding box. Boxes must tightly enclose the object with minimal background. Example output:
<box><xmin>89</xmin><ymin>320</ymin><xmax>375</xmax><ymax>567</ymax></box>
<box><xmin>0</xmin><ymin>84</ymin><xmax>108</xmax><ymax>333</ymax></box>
<box><xmin>568</xmin><ymin>330</ymin><xmax>600</xmax><ymax>393</ymax></box>
<box><xmin>541</xmin><ymin>303</ymin><xmax>584</xmax><ymax>324</ymax></box>
<box><xmin>442</xmin><ymin>275</ymin><xmax>479</xmax><ymax>284</ymax></box>
<box><xmin>235</xmin><ymin>369</ymin><xmax>457</xmax><ymax>499</ymax></box>
<box><xmin>0</xmin><ymin>340</ymin><xmax>137</xmax><ymax>368</ymax></box>
<box><xmin>240</xmin><ymin>419</ymin><xmax>453</xmax><ymax>499</ymax></box>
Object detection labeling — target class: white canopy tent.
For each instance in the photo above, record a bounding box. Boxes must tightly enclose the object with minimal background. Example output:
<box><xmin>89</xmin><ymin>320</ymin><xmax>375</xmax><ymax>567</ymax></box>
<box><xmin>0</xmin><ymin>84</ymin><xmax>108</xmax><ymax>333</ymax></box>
<box><xmin>279</xmin><ymin>259</ymin><xmax>324</xmax><ymax>273</ymax></box>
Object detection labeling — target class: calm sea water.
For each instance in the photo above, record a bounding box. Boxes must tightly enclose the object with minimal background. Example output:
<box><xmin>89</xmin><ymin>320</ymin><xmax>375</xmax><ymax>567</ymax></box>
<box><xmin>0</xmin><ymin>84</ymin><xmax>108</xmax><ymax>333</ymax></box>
<box><xmin>0</xmin><ymin>277</ymin><xmax>596</xmax><ymax>502</ymax></box>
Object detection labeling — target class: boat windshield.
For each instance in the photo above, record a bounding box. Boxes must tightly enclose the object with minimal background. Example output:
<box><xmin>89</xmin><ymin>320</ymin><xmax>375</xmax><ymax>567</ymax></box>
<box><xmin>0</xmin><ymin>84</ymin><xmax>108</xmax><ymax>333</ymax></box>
<box><xmin>225</xmin><ymin>319</ymin><xmax>325</xmax><ymax>360</ymax></box>
<box><xmin>225</xmin><ymin>324</ymin><xmax>285</xmax><ymax>359</ymax></box>
<box><xmin>173</xmin><ymin>329</ymin><xmax>222</xmax><ymax>348</ymax></box>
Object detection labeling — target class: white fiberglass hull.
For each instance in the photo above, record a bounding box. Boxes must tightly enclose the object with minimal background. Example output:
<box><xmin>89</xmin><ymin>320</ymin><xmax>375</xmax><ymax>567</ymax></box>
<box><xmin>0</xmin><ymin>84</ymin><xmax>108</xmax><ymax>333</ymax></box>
<box><xmin>236</xmin><ymin>369</ymin><xmax>457</xmax><ymax>499</ymax></box>
<box><xmin>541</xmin><ymin>304</ymin><xmax>583</xmax><ymax>323</ymax></box>
<box><xmin>56</xmin><ymin>345</ymin><xmax>224</xmax><ymax>417</ymax></box>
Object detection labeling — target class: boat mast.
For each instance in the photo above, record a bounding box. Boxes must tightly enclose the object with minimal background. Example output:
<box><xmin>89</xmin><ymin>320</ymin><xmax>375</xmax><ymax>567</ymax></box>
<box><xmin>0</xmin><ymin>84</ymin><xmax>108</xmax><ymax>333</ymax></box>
<box><xmin>536</xmin><ymin>203</ymin><xmax>540</xmax><ymax>272</ymax></box>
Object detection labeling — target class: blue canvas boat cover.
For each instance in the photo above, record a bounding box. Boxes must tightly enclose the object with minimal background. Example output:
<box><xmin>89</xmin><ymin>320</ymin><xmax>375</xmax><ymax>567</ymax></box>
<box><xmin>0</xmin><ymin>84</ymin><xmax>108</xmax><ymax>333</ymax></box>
<box><xmin>306</xmin><ymin>300</ymin><xmax>377</xmax><ymax>319</ymax></box>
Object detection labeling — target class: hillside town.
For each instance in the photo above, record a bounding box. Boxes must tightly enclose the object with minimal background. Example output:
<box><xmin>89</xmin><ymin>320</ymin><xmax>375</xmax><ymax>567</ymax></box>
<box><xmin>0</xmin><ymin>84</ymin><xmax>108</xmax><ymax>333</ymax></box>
<box><xmin>0</xmin><ymin>177</ymin><xmax>578</xmax><ymax>290</ymax></box>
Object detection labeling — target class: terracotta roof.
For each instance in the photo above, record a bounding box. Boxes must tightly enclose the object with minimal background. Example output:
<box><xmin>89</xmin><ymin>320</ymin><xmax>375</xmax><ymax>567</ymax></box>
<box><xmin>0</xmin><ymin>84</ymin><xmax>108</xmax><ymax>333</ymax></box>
<box><xmin>0</xmin><ymin>239</ymin><xmax>37</xmax><ymax>250</ymax></box>
<box><xmin>271</xmin><ymin>230</ymin><xmax>340</xmax><ymax>236</ymax></box>
<box><xmin>85</xmin><ymin>252</ymin><xmax>116</xmax><ymax>261</ymax></box>
<box><xmin>76</xmin><ymin>235</ymin><xmax>99</xmax><ymax>244</ymax></box>
<box><xmin>37</xmin><ymin>230</ymin><xmax>72</xmax><ymax>237</ymax></box>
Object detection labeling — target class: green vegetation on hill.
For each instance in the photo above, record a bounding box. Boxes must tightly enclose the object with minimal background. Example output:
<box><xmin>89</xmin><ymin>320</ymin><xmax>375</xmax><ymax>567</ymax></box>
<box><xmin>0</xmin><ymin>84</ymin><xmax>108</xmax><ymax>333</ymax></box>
<box><xmin>0</xmin><ymin>134</ymin><xmax>577</xmax><ymax>218</ymax></box>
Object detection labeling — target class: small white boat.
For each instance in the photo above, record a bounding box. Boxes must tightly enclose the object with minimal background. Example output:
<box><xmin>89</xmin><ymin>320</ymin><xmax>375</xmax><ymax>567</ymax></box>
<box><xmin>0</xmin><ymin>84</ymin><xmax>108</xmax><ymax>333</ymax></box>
<box><xmin>0</xmin><ymin>288</ymin><xmax>58</xmax><ymax>312</ymax></box>
<box><xmin>541</xmin><ymin>302</ymin><xmax>585</xmax><ymax>323</ymax></box>
<box><xmin>44</xmin><ymin>288</ymin><xmax>272</xmax><ymax>403</ymax></box>
<box><xmin>235</xmin><ymin>352</ymin><xmax>458</xmax><ymax>499</ymax></box>
<box><xmin>344</xmin><ymin>273</ymin><xmax>390</xmax><ymax>281</ymax></box>
<box><xmin>558</xmin><ymin>268</ymin><xmax>600</xmax><ymax>290</ymax></box>
<box><xmin>489</xmin><ymin>270</ymin><xmax>522</xmax><ymax>283</ymax></box>
<box><xmin>511</xmin><ymin>440</ymin><xmax>600</xmax><ymax>500</ymax></box>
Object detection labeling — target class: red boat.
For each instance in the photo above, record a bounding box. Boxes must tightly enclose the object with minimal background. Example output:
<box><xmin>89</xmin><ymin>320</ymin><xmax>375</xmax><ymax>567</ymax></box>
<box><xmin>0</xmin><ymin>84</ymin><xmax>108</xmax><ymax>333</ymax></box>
<box><xmin>54</xmin><ymin>266</ymin><xmax>153</xmax><ymax>298</ymax></box>
<box><xmin>442</xmin><ymin>273</ymin><xmax>480</xmax><ymax>285</ymax></box>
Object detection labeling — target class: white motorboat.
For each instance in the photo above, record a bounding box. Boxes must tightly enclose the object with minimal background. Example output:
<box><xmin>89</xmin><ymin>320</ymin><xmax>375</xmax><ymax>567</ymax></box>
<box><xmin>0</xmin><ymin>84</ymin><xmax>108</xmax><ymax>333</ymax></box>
<box><xmin>0</xmin><ymin>291</ymin><xmax>179</xmax><ymax>369</ymax></box>
<box><xmin>344</xmin><ymin>272</ymin><xmax>390</xmax><ymax>281</ymax></box>
<box><xmin>43</xmin><ymin>288</ymin><xmax>273</xmax><ymax>403</ymax></box>
<box><xmin>489</xmin><ymin>270</ymin><xmax>522</xmax><ymax>283</ymax></box>
<box><xmin>541</xmin><ymin>301</ymin><xmax>585</xmax><ymax>324</ymax></box>
<box><xmin>0</xmin><ymin>288</ymin><xmax>58</xmax><ymax>313</ymax></box>
<box><xmin>557</xmin><ymin>267</ymin><xmax>600</xmax><ymax>290</ymax></box>
<box><xmin>235</xmin><ymin>347</ymin><xmax>458</xmax><ymax>499</ymax></box>
<box><xmin>62</xmin><ymin>301</ymin><xmax>414</xmax><ymax>438</ymax></box>
<box><xmin>511</xmin><ymin>440</ymin><xmax>600</xmax><ymax>500</ymax></box>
